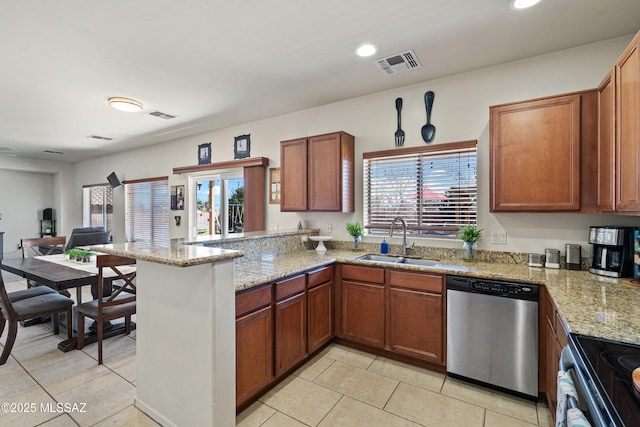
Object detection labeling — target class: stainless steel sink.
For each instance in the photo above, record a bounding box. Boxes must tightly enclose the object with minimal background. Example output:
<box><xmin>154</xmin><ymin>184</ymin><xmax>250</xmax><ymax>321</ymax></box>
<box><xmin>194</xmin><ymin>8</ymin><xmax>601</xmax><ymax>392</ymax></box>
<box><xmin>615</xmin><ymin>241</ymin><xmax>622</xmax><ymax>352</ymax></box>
<box><xmin>355</xmin><ymin>254</ymin><xmax>438</xmax><ymax>267</ymax></box>
<box><xmin>395</xmin><ymin>258</ymin><xmax>438</xmax><ymax>266</ymax></box>
<box><xmin>356</xmin><ymin>254</ymin><xmax>403</xmax><ymax>263</ymax></box>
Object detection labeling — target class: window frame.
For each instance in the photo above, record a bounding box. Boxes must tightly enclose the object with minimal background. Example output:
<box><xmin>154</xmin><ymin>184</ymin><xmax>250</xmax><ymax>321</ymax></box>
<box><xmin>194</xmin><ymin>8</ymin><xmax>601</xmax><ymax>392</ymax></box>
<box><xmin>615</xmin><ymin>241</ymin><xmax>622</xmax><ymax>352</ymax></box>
<box><xmin>82</xmin><ymin>183</ymin><xmax>114</xmax><ymax>233</ymax></box>
<box><xmin>363</xmin><ymin>140</ymin><xmax>477</xmax><ymax>238</ymax></box>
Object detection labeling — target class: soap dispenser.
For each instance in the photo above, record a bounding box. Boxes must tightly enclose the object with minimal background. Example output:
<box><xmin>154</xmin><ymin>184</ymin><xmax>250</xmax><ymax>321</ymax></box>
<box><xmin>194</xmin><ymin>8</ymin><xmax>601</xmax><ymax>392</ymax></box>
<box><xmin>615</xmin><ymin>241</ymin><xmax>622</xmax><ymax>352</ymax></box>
<box><xmin>381</xmin><ymin>237</ymin><xmax>389</xmax><ymax>254</ymax></box>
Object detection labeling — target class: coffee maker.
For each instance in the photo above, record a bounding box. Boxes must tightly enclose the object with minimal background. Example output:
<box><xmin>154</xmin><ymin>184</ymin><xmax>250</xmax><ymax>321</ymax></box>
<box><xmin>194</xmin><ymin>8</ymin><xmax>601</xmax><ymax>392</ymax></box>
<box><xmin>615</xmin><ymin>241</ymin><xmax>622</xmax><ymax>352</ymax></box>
<box><xmin>589</xmin><ymin>226</ymin><xmax>637</xmax><ymax>278</ymax></box>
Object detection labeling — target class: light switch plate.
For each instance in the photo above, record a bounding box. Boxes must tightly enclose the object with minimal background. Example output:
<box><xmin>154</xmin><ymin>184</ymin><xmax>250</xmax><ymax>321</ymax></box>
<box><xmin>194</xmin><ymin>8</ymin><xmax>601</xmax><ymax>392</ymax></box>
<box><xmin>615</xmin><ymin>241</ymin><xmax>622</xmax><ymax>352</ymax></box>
<box><xmin>491</xmin><ymin>231</ymin><xmax>507</xmax><ymax>245</ymax></box>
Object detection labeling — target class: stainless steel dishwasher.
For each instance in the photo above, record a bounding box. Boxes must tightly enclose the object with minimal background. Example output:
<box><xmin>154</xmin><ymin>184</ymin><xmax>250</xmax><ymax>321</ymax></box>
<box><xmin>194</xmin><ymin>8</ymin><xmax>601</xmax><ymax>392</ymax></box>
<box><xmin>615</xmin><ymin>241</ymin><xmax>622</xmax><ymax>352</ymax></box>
<box><xmin>446</xmin><ymin>275</ymin><xmax>539</xmax><ymax>398</ymax></box>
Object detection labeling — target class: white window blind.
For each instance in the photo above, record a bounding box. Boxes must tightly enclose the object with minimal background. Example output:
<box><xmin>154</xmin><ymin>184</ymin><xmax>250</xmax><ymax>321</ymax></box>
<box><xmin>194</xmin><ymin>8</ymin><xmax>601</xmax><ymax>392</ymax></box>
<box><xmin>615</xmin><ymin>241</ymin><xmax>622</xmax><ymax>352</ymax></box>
<box><xmin>125</xmin><ymin>177</ymin><xmax>169</xmax><ymax>244</ymax></box>
<box><xmin>363</xmin><ymin>141</ymin><xmax>477</xmax><ymax>237</ymax></box>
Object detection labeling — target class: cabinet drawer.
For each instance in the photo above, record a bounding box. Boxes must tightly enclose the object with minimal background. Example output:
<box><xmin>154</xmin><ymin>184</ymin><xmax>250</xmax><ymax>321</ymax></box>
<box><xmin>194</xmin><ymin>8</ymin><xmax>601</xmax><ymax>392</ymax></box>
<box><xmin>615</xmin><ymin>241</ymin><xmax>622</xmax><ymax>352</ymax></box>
<box><xmin>341</xmin><ymin>264</ymin><xmax>384</xmax><ymax>284</ymax></box>
<box><xmin>236</xmin><ymin>284</ymin><xmax>272</xmax><ymax>318</ymax></box>
<box><xmin>276</xmin><ymin>275</ymin><xmax>305</xmax><ymax>301</ymax></box>
<box><xmin>308</xmin><ymin>265</ymin><xmax>334</xmax><ymax>289</ymax></box>
<box><xmin>389</xmin><ymin>270</ymin><xmax>443</xmax><ymax>293</ymax></box>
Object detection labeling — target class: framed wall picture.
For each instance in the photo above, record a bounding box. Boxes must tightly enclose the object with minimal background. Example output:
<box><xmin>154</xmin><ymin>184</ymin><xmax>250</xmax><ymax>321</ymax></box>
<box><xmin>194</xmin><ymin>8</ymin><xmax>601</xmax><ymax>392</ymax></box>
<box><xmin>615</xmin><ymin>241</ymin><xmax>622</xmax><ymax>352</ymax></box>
<box><xmin>269</xmin><ymin>168</ymin><xmax>281</xmax><ymax>204</ymax></box>
<box><xmin>170</xmin><ymin>185</ymin><xmax>185</xmax><ymax>210</ymax></box>
<box><xmin>198</xmin><ymin>143</ymin><xmax>211</xmax><ymax>165</ymax></box>
<box><xmin>234</xmin><ymin>134</ymin><xmax>251</xmax><ymax>159</ymax></box>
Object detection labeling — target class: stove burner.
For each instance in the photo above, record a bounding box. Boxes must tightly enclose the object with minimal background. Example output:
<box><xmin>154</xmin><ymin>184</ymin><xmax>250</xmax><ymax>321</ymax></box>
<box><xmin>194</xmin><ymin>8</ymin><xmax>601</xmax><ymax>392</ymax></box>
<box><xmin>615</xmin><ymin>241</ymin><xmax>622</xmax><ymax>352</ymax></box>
<box><xmin>618</xmin><ymin>355</ymin><xmax>640</xmax><ymax>372</ymax></box>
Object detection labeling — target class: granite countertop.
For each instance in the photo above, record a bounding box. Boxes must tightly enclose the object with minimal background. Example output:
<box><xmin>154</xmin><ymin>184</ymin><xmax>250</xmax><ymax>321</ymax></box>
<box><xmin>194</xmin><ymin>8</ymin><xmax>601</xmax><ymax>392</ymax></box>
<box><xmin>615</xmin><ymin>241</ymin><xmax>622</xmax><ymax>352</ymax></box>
<box><xmin>235</xmin><ymin>249</ymin><xmax>640</xmax><ymax>346</ymax></box>
<box><xmin>89</xmin><ymin>241</ymin><xmax>243</xmax><ymax>267</ymax></box>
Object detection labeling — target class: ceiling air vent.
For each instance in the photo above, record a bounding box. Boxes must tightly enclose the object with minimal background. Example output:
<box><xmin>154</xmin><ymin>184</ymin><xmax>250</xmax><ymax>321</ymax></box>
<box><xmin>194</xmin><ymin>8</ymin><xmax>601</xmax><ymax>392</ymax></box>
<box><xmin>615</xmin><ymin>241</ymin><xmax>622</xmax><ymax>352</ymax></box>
<box><xmin>146</xmin><ymin>110</ymin><xmax>178</xmax><ymax>120</ymax></box>
<box><xmin>86</xmin><ymin>135</ymin><xmax>113</xmax><ymax>141</ymax></box>
<box><xmin>375</xmin><ymin>49</ymin><xmax>422</xmax><ymax>75</ymax></box>
<box><xmin>43</xmin><ymin>150</ymin><xmax>64</xmax><ymax>155</ymax></box>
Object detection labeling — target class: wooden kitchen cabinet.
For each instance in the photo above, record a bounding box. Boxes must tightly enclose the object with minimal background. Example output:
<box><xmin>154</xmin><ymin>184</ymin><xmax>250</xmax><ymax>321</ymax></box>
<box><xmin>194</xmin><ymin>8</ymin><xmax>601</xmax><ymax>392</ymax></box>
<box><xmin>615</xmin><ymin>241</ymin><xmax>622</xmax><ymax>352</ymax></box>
<box><xmin>340</xmin><ymin>264</ymin><xmax>385</xmax><ymax>348</ymax></box>
<box><xmin>387</xmin><ymin>270</ymin><xmax>445</xmax><ymax>365</ymax></box>
<box><xmin>615</xmin><ymin>31</ymin><xmax>640</xmax><ymax>212</ymax></box>
<box><xmin>598</xmin><ymin>70</ymin><xmax>616</xmax><ymax>212</ymax></box>
<box><xmin>280</xmin><ymin>131</ymin><xmax>355</xmax><ymax>212</ymax></box>
<box><xmin>307</xmin><ymin>266</ymin><xmax>334</xmax><ymax>353</ymax></box>
<box><xmin>274</xmin><ymin>275</ymin><xmax>307</xmax><ymax>377</ymax></box>
<box><xmin>490</xmin><ymin>90</ymin><xmax>597</xmax><ymax>212</ymax></box>
<box><xmin>542</xmin><ymin>288</ymin><xmax>568</xmax><ymax>419</ymax></box>
<box><xmin>236</xmin><ymin>284</ymin><xmax>273</xmax><ymax>407</ymax></box>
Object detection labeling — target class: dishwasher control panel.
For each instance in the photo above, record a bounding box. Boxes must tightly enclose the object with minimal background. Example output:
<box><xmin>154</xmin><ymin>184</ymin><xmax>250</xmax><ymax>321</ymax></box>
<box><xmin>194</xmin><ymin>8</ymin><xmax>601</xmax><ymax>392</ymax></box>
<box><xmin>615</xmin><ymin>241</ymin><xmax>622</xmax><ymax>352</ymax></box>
<box><xmin>447</xmin><ymin>275</ymin><xmax>539</xmax><ymax>301</ymax></box>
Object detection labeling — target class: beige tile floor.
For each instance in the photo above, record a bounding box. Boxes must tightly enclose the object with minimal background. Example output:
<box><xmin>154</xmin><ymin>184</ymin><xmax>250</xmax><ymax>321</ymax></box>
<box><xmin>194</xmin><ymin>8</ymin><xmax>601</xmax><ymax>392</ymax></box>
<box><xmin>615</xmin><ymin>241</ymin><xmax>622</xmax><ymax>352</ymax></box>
<box><xmin>2</xmin><ymin>274</ymin><xmax>554</xmax><ymax>427</ymax></box>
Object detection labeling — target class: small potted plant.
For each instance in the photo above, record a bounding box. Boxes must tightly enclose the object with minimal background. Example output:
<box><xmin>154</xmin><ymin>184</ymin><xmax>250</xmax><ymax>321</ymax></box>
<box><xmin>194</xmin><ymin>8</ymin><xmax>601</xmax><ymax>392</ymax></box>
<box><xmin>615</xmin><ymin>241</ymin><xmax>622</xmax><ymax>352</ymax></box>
<box><xmin>65</xmin><ymin>248</ymin><xmax>96</xmax><ymax>263</ymax></box>
<box><xmin>346</xmin><ymin>222</ymin><xmax>364</xmax><ymax>251</ymax></box>
<box><xmin>459</xmin><ymin>225</ymin><xmax>482</xmax><ymax>260</ymax></box>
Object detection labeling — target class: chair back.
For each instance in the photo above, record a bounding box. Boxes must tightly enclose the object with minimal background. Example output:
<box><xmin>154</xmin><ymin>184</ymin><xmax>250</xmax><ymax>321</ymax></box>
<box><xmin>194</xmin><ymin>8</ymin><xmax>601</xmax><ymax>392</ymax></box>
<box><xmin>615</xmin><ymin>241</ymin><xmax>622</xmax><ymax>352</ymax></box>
<box><xmin>0</xmin><ymin>260</ymin><xmax>17</xmax><ymax>319</ymax></box>
<box><xmin>21</xmin><ymin>237</ymin><xmax>67</xmax><ymax>258</ymax></box>
<box><xmin>96</xmin><ymin>255</ymin><xmax>136</xmax><ymax>311</ymax></box>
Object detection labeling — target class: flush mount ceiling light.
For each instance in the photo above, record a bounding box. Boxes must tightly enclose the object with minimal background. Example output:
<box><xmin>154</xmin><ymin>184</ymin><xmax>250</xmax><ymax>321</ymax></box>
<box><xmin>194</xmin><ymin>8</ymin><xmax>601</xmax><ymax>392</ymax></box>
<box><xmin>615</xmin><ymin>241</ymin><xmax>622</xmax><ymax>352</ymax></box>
<box><xmin>510</xmin><ymin>0</ymin><xmax>543</xmax><ymax>10</ymax></box>
<box><xmin>356</xmin><ymin>44</ymin><xmax>378</xmax><ymax>57</ymax></box>
<box><xmin>108</xmin><ymin>97</ymin><xmax>143</xmax><ymax>113</ymax></box>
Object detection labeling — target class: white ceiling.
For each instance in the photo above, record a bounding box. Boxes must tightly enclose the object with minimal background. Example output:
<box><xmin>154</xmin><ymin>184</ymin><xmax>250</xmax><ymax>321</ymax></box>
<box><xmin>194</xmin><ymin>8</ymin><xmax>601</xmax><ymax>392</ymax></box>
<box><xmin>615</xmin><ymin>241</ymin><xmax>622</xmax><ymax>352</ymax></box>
<box><xmin>1</xmin><ymin>0</ymin><xmax>639</xmax><ymax>163</ymax></box>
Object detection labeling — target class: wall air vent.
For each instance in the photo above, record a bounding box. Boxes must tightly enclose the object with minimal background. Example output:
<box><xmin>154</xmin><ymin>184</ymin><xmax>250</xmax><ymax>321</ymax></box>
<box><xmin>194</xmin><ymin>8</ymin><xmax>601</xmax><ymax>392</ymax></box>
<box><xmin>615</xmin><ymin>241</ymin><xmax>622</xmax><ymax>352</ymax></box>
<box><xmin>146</xmin><ymin>110</ymin><xmax>178</xmax><ymax>120</ymax></box>
<box><xmin>86</xmin><ymin>135</ymin><xmax>113</xmax><ymax>141</ymax></box>
<box><xmin>375</xmin><ymin>49</ymin><xmax>422</xmax><ymax>75</ymax></box>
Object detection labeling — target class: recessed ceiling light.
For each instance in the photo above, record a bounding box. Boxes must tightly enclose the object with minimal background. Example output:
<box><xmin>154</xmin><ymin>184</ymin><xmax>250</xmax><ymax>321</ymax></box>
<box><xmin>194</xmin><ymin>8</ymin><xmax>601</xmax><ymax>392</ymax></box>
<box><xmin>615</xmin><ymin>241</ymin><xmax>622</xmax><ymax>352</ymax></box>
<box><xmin>510</xmin><ymin>0</ymin><xmax>543</xmax><ymax>10</ymax></box>
<box><xmin>108</xmin><ymin>97</ymin><xmax>143</xmax><ymax>113</ymax></box>
<box><xmin>356</xmin><ymin>44</ymin><xmax>378</xmax><ymax>57</ymax></box>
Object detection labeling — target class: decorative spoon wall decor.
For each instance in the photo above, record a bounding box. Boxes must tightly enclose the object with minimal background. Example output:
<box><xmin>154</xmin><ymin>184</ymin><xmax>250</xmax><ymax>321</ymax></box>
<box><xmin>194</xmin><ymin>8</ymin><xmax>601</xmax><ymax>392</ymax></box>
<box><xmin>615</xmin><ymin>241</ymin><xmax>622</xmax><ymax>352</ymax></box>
<box><xmin>421</xmin><ymin>91</ymin><xmax>436</xmax><ymax>143</ymax></box>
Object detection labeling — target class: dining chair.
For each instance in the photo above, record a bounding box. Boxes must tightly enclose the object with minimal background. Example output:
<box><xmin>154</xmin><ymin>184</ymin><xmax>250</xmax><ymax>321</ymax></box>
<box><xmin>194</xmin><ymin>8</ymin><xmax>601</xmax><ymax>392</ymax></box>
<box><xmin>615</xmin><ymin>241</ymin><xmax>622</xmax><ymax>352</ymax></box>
<box><xmin>21</xmin><ymin>236</ymin><xmax>68</xmax><ymax>288</ymax></box>
<box><xmin>76</xmin><ymin>254</ymin><xmax>136</xmax><ymax>364</ymax></box>
<box><xmin>0</xmin><ymin>260</ymin><xmax>74</xmax><ymax>365</ymax></box>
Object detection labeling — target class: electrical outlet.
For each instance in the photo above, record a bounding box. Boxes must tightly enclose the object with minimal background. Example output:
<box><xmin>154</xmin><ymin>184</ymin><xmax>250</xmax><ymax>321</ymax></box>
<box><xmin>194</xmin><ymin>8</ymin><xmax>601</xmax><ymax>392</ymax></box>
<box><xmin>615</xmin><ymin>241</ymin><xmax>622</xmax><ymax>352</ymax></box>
<box><xmin>325</xmin><ymin>223</ymin><xmax>333</xmax><ymax>235</ymax></box>
<box><xmin>17</xmin><ymin>243</ymin><xmax>21</xmax><ymax>249</ymax></box>
<box><xmin>491</xmin><ymin>231</ymin><xmax>507</xmax><ymax>245</ymax></box>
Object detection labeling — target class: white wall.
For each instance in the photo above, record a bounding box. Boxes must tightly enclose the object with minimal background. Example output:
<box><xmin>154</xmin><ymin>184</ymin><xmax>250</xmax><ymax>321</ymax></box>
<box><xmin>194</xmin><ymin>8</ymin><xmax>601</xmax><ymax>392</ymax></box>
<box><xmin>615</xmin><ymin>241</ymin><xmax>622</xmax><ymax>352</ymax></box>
<box><xmin>0</xmin><ymin>155</ymin><xmax>76</xmax><ymax>259</ymax></box>
<box><xmin>15</xmin><ymin>34</ymin><xmax>640</xmax><ymax>258</ymax></box>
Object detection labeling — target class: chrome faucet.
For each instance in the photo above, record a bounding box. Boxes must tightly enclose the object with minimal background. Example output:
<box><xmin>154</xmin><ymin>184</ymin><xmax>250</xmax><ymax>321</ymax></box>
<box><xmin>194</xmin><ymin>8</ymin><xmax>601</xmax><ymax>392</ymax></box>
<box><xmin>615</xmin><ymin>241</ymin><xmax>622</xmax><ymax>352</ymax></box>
<box><xmin>390</xmin><ymin>217</ymin><xmax>409</xmax><ymax>256</ymax></box>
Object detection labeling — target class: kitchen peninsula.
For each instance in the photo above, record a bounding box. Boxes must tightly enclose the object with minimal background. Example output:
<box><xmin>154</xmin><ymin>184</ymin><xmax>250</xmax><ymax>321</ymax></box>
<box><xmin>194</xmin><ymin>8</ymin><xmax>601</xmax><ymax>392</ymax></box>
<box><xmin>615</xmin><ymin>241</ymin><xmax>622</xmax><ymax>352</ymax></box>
<box><xmin>94</xmin><ymin>230</ymin><xmax>640</xmax><ymax>425</ymax></box>
<box><xmin>90</xmin><ymin>241</ymin><xmax>243</xmax><ymax>427</ymax></box>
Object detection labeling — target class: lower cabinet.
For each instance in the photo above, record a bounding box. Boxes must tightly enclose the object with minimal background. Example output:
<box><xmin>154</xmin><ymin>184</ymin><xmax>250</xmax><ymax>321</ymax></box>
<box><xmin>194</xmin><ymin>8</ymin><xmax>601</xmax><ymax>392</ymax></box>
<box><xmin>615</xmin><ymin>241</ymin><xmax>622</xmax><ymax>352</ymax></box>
<box><xmin>236</xmin><ymin>266</ymin><xmax>335</xmax><ymax>408</ymax></box>
<box><xmin>338</xmin><ymin>264</ymin><xmax>445</xmax><ymax>366</ymax></box>
<box><xmin>236</xmin><ymin>285</ymin><xmax>273</xmax><ymax>408</ymax></box>
<box><xmin>340</xmin><ymin>265</ymin><xmax>386</xmax><ymax>348</ymax></box>
<box><xmin>542</xmin><ymin>287</ymin><xmax>568</xmax><ymax>420</ymax></box>
<box><xmin>308</xmin><ymin>266</ymin><xmax>334</xmax><ymax>353</ymax></box>
<box><xmin>388</xmin><ymin>270</ymin><xmax>444</xmax><ymax>364</ymax></box>
<box><xmin>274</xmin><ymin>275</ymin><xmax>307</xmax><ymax>377</ymax></box>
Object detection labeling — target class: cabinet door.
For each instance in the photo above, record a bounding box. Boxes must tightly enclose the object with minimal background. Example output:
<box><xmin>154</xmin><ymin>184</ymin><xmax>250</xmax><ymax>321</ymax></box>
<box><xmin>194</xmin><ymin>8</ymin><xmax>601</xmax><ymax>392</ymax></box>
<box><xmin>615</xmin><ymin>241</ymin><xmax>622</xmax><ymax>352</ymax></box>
<box><xmin>616</xmin><ymin>33</ymin><xmax>640</xmax><ymax>212</ymax></box>
<box><xmin>308</xmin><ymin>133</ymin><xmax>342</xmax><ymax>211</ymax></box>
<box><xmin>236</xmin><ymin>306</ymin><xmax>273</xmax><ymax>407</ymax></box>
<box><xmin>598</xmin><ymin>70</ymin><xmax>616</xmax><ymax>212</ymax></box>
<box><xmin>388</xmin><ymin>287</ymin><xmax>444</xmax><ymax>364</ymax></box>
<box><xmin>275</xmin><ymin>292</ymin><xmax>307</xmax><ymax>377</ymax></box>
<box><xmin>308</xmin><ymin>280</ymin><xmax>333</xmax><ymax>353</ymax></box>
<box><xmin>280</xmin><ymin>138</ymin><xmax>308</xmax><ymax>211</ymax></box>
<box><xmin>341</xmin><ymin>280</ymin><xmax>385</xmax><ymax>348</ymax></box>
<box><xmin>490</xmin><ymin>94</ymin><xmax>581</xmax><ymax>211</ymax></box>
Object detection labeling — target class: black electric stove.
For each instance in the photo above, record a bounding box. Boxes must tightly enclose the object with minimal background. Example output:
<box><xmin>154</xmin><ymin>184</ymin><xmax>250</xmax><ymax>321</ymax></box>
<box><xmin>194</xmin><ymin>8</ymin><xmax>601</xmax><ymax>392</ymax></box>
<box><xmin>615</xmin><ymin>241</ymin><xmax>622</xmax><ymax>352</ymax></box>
<box><xmin>570</xmin><ymin>334</ymin><xmax>640</xmax><ymax>426</ymax></box>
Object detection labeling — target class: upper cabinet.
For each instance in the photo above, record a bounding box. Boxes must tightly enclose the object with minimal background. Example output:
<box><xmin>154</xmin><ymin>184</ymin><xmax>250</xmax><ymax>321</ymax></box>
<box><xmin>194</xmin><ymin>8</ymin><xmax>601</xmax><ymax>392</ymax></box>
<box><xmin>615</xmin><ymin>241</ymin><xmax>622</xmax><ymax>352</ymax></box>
<box><xmin>598</xmin><ymin>70</ymin><xmax>616</xmax><ymax>212</ymax></box>
<box><xmin>596</xmin><ymin>31</ymin><xmax>640</xmax><ymax>215</ymax></box>
<box><xmin>280</xmin><ymin>131</ymin><xmax>355</xmax><ymax>212</ymax></box>
<box><xmin>490</xmin><ymin>91</ymin><xmax>597</xmax><ymax>212</ymax></box>
<box><xmin>615</xmin><ymin>32</ymin><xmax>640</xmax><ymax>213</ymax></box>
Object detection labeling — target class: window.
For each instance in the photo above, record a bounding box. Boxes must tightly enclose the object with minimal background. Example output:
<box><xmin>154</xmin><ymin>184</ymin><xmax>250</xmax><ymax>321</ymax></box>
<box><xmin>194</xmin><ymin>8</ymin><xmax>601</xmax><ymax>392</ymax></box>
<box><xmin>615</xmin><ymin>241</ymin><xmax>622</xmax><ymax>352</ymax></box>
<box><xmin>82</xmin><ymin>184</ymin><xmax>113</xmax><ymax>233</ymax></box>
<box><xmin>125</xmin><ymin>177</ymin><xmax>169</xmax><ymax>244</ymax></box>
<box><xmin>363</xmin><ymin>141</ymin><xmax>477</xmax><ymax>238</ymax></box>
<box><xmin>194</xmin><ymin>174</ymin><xmax>244</xmax><ymax>235</ymax></box>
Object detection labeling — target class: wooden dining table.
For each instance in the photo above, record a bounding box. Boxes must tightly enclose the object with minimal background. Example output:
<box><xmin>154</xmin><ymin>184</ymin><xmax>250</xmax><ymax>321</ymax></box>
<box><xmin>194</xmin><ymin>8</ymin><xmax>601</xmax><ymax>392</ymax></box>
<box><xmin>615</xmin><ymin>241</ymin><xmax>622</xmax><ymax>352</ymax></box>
<box><xmin>1</xmin><ymin>254</ymin><xmax>136</xmax><ymax>352</ymax></box>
